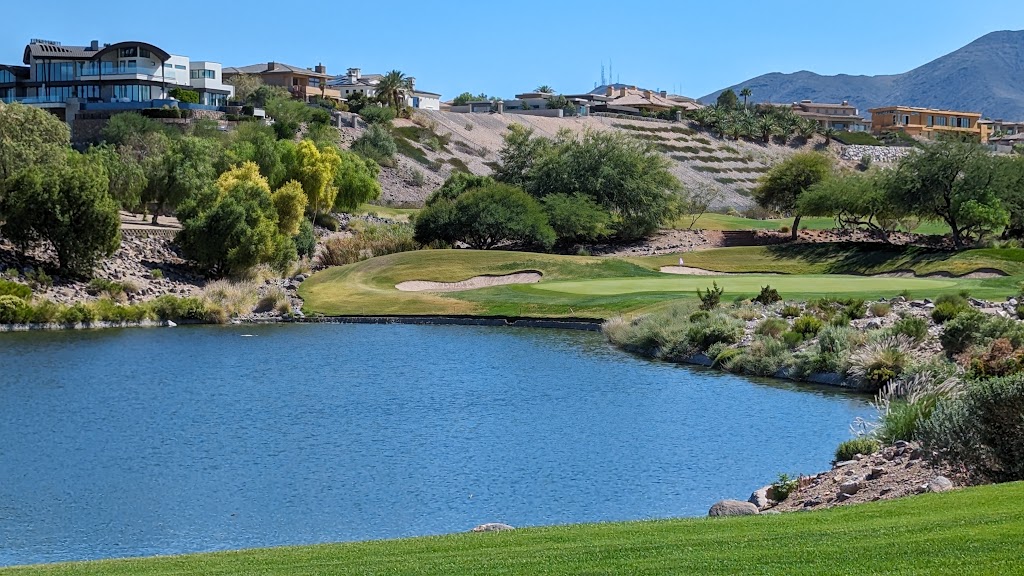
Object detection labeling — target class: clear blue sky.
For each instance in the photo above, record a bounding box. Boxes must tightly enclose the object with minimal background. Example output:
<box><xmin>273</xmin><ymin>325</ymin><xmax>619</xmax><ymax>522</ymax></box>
<box><xmin>4</xmin><ymin>0</ymin><xmax>1023</xmax><ymax>100</ymax></box>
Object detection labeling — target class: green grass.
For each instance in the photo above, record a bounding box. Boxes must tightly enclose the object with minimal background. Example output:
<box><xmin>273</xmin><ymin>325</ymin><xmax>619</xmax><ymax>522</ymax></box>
<box><xmin>7</xmin><ymin>482</ymin><xmax>1024</xmax><ymax>575</ymax></box>
<box><xmin>833</xmin><ymin>131</ymin><xmax>883</xmax><ymax>146</ymax></box>
<box><xmin>672</xmin><ymin>213</ymin><xmax>951</xmax><ymax>235</ymax></box>
<box><xmin>298</xmin><ymin>246</ymin><xmax>1022</xmax><ymax>319</ymax></box>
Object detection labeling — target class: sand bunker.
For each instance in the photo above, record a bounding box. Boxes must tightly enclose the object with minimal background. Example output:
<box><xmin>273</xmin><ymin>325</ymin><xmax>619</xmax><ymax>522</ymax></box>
<box><xmin>872</xmin><ymin>268</ymin><xmax>1007</xmax><ymax>279</ymax></box>
<box><xmin>396</xmin><ymin>271</ymin><xmax>543</xmax><ymax>292</ymax></box>
<box><xmin>659</xmin><ymin>266</ymin><xmax>732</xmax><ymax>276</ymax></box>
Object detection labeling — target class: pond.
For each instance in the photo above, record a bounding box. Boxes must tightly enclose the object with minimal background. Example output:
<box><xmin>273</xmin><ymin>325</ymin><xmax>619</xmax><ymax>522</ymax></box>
<box><xmin>0</xmin><ymin>324</ymin><xmax>872</xmax><ymax>566</ymax></box>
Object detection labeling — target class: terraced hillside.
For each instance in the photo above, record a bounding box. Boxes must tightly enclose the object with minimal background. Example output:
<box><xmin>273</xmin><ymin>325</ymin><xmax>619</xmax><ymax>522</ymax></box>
<box><xmin>350</xmin><ymin>111</ymin><xmax>834</xmax><ymax>211</ymax></box>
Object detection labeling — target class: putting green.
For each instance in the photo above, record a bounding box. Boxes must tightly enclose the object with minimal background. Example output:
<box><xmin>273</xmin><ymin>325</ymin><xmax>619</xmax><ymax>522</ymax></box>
<box><xmin>532</xmin><ymin>274</ymin><xmax>958</xmax><ymax>296</ymax></box>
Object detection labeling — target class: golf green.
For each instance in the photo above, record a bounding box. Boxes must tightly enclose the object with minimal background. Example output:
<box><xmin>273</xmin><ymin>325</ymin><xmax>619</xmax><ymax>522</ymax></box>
<box><xmin>532</xmin><ymin>274</ymin><xmax>957</xmax><ymax>296</ymax></box>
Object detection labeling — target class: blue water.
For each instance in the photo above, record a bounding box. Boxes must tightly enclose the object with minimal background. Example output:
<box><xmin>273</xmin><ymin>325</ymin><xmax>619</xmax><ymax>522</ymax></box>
<box><xmin>0</xmin><ymin>324</ymin><xmax>871</xmax><ymax>566</ymax></box>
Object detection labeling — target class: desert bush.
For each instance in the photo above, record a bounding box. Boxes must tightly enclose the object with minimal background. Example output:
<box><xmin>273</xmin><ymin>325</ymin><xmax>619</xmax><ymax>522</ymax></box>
<box><xmin>792</xmin><ymin>315</ymin><xmax>823</xmax><ymax>338</ymax></box>
<box><xmin>150</xmin><ymin>295</ymin><xmax>208</xmax><ymax>321</ymax></box>
<box><xmin>316</xmin><ymin>223</ymin><xmax>418</xmax><ymax>267</ymax></box>
<box><xmin>780</xmin><ymin>304</ymin><xmax>801</xmax><ymax>318</ymax></box>
<box><xmin>410</xmin><ymin>168</ymin><xmax>426</xmax><ymax>187</ymax></box>
<box><xmin>932</xmin><ymin>294</ymin><xmax>971</xmax><ymax>324</ymax></box>
<box><xmin>681</xmin><ymin>313</ymin><xmax>744</xmax><ymax>355</ymax></box>
<box><xmin>351</xmin><ymin>124</ymin><xmax>397</xmax><ymax>167</ymax></box>
<box><xmin>0</xmin><ymin>279</ymin><xmax>31</xmax><ymax>299</ymax></box>
<box><xmin>0</xmin><ymin>295</ymin><xmax>30</xmax><ymax>323</ymax></box>
<box><xmin>920</xmin><ymin>373</ymin><xmax>1024</xmax><ymax>483</ymax></box>
<box><xmin>294</xmin><ymin>220</ymin><xmax>316</xmax><ymax>259</ymax></box>
<box><xmin>843</xmin><ymin>299</ymin><xmax>866</xmax><ymax>320</ymax></box>
<box><xmin>58</xmin><ymin>302</ymin><xmax>98</xmax><ymax>324</ymax></box>
<box><xmin>869</xmin><ymin>302</ymin><xmax>892</xmax><ymax>317</ymax></box>
<box><xmin>25</xmin><ymin>269</ymin><xmax>52</xmax><ymax>290</ymax></box>
<box><xmin>150</xmin><ymin>268</ymin><xmax>164</xmax><ymax>280</ymax></box>
<box><xmin>725</xmin><ymin>337</ymin><xmax>792</xmax><ymax>377</ymax></box>
<box><xmin>755</xmin><ymin>317</ymin><xmax>788</xmax><ymax>339</ymax></box>
<box><xmin>848</xmin><ymin>335</ymin><xmax>915</xmax><ymax>391</ymax></box>
<box><xmin>771</xmin><ymin>473</ymin><xmax>799</xmax><ymax>501</ymax></box>
<box><xmin>92</xmin><ymin>298</ymin><xmax>151</xmax><ymax>323</ymax></box>
<box><xmin>888</xmin><ymin>316</ymin><xmax>928</xmax><ymax>344</ymax></box>
<box><xmin>28</xmin><ymin>299</ymin><xmax>61</xmax><ymax>323</ymax></box>
<box><xmin>697</xmin><ymin>281</ymin><xmax>723</xmax><ymax>310</ymax></box>
<box><xmin>781</xmin><ymin>330</ymin><xmax>804</xmax><ymax>348</ymax></box>
<box><xmin>779</xmin><ymin>225</ymin><xmax>790</xmax><ymax>234</ymax></box>
<box><xmin>753</xmin><ymin>285</ymin><xmax>782</xmax><ymax>305</ymax></box>
<box><xmin>358</xmin><ymin>106</ymin><xmax>396</xmax><ymax>125</ymax></box>
<box><xmin>314</xmin><ymin>213</ymin><xmax>340</xmax><ymax>232</ymax></box>
<box><xmin>834</xmin><ymin>437</ymin><xmax>881</xmax><ymax>463</ymax></box>
<box><xmin>255</xmin><ymin>286</ymin><xmax>291</xmax><ymax>315</ymax></box>
<box><xmin>795</xmin><ymin>325</ymin><xmax>863</xmax><ymax>376</ymax></box>
<box><xmin>967</xmin><ymin>338</ymin><xmax>1023</xmax><ymax>378</ymax></box>
<box><xmin>201</xmin><ymin>280</ymin><xmax>258</xmax><ymax>320</ymax></box>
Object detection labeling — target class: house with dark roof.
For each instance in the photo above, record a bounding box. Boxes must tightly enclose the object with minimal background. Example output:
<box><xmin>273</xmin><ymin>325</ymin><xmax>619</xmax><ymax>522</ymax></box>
<box><xmin>328</xmin><ymin>68</ymin><xmax>441</xmax><ymax>110</ymax></box>
<box><xmin>222</xmin><ymin>62</ymin><xmax>341</xmax><ymax>104</ymax></box>
<box><xmin>0</xmin><ymin>38</ymin><xmax>234</xmax><ymax>120</ymax></box>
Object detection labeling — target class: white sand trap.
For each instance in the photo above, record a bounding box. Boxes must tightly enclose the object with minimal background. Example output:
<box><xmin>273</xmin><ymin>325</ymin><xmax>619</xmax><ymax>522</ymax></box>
<box><xmin>396</xmin><ymin>271</ymin><xmax>543</xmax><ymax>292</ymax></box>
<box><xmin>660</xmin><ymin>266</ymin><xmax>732</xmax><ymax>276</ymax></box>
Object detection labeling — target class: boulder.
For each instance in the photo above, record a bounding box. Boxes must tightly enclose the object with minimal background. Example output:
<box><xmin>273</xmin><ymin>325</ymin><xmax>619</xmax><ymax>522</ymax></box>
<box><xmin>749</xmin><ymin>487</ymin><xmax>773</xmax><ymax>510</ymax></box>
<box><xmin>709</xmin><ymin>499</ymin><xmax>759</xmax><ymax>517</ymax></box>
<box><xmin>471</xmin><ymin>523</ymin><xmax>514</xmax><ymax>533</ymax></box>
<box><xmin>839</xmin><ymin>481</ymin><xmax>861</xmax><ymax>495</ymax></box>
<box><xmin>868</xmin><ymin>467</ymin><xmax>886</xmax><ymax>481</ymax></box>
<box><xmin>927</xmin><ymin>476</ymin><xmax>954</xmax><ymax>493</ymax></box>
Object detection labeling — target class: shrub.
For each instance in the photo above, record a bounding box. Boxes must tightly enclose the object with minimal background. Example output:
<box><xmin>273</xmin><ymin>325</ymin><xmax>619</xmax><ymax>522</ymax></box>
<box><xmin>169</xmin><ymin>87</ymin><xmax>200</xmax><ymax>104</ymax></box>
<box><xmin>150</xmin><ymin>268</ymin><xmax>164</xmax><ymax>280</ymax></box>
<box><xmin>796</xmin><ymin>325</ymin><xmax>863</xmax><ymax>376</ymax></box>
<box><xmin>771</xmin><ymin>474</ymin><xmax>799</xmax><ymax>501</ymax></box>
<box><xmin>889</xmin><ymin>316</ymin><xmax>928</xmax><ymax>343</ymax></box>
<box><xmin>968</xmin><ymin>338</ymin><xmax>1023</xmax><ymax>378</ymax></box>
<box><xmin>782</xmin><ymin>330</ymin><xmax>804</xmax><ymax>348</ymax></box>
<box><xmin>151</xmin><ymin>295</ymin><xmax>207</xmax><ymax>321</ymax></box>
<box><xmin>792</xmin><ymin>315</ymin><xmax>823</xmax><ymax>338</ymax></box>
<box><xmin>755</xmin><ymin>317</ymin><xmax>788</xmax><ymax>339</ymax></box>
<box><xmin>359</xmin><ymin>106</ymin><xmax>396</xmax><ymax>125</ymax></box>
<box><xmin>294</xmin><ymin>219</ymin><xmax>316</xmax><ymax>259</ymax></box>
<box><xmin>780</xmin><ymin>304</ymin><xmax>801</xmax><ymax>318</ymax></box>
<box><xmin>868</xmin><ymin>372</ymin><xmax>963</xmax><ymax>444</ymax></box>
<box><xmin>28</xmin><ymin>299</ymin><xmax>61</xmax><ymax>323</ymax></box>
<box><xmin>414</xmin><ymin>183</ymin><xmax>554</xmax><ymax>250</ymax></box>
<box><xmin>25</xmin><ymin>269</ymin><xmax>52</xmax><ymax>289</ymax></box>
<box><xmin>201</xmin><ymin>280</ymin><xmax>258</xmax><ymax>320</ymax></box>
<box><xmin>0</xmin><ymin>295</ymin><xmax>30</xmax><ymax>323</ymax></box>
<box><xmin>779</xmin><ymin>225</ymin><xmax>790</xmax><ymax>234</ymax></box>
<box><xmin>58</xmin><ymin>302</ymin><xmax>98</xmax><ymax>324</ymax></box>
<box><xmin>255</xmin><ymin>286</ymin><xmax>291</xmax><ymax>315</ymax></box>
<box><xmin>697</xmin><ymin>282</ymin><xmax>724</xmax><ymax>311</ymax></box>
<box><xmin>843</xmin><ymin>299</ymin><xmax>866</xmax><ymax>320</ymax></box>
<box><xmin>848</xmin><ymin>335</ymin><xmax>915</xmax><ymax>391</ymax></box>
<box><xmin>869</xmin><ymin>302</ymin><xmax>892</xmax><ymax>318</ymax></box>
<box><xmin>940</xmin><ymin>310</ymin><xmax>988</xmax><ymax>356</ymax></box>
<box><xmin>834</xmin><ymin>437</ymin><xmax>881</xmax><ymax>463</ymax></box>
<box><xmin>932</xmin><ymin>294</ymin><xmax>970</xmax><ymax>324</ymax></box>
<box><xmin>0</xmin><ymin>279</ymin><xmax>31</xmax><ymax>300</ymax></box>
<box><xmin>314</xmin><ymin>213</ymin><xmax>340</xmax><ymax>232</ymax></box>
<box><xmin>681</xmin><ymin>313</ymin><xmax>744</xmax><ymax>354</ymax></box>
<box><xmin>410</xmin><ymin>168</ymin><xmax>426</xmax><ymax>187</ymax></box>
<box><xmin>921</xmin><ymin>373</ymin><xmax>1024</xmax><ymax>482</ymax></box>
<box><xmin>351</xmin><ymin>124</ymin><xmax>398</xmax><ymax>167</ymax></box>
<box><xmin>316</xmin><ymin>222</ymin><xmax>418</xmax><ymax>267</ymax></box>
<box><xmin>725</xmin><ymin>337</ymin><xmax>792</xmax><ymax>377</ymax></box>
<box><xmin>753</xmin><ymin>285</ymin><xmax>782</xmax><ymax>305</ymax></box>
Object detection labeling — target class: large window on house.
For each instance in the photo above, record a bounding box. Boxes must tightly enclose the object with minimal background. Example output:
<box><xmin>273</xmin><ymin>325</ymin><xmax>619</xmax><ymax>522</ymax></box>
<box><xmin>0</xmin><ymin>70</ymin><xmax>14</xmax><ymax>83</ymax></box>
<box><xmin>190</xmin><ymin>69</ymin><xmax>216</xmax><ymax>79</ymax></box>
<box><xmin>139</xmin><ymin>48</ymin><xmax>151</xmax><ymax>58</ymax></box>
<box><xmin>112</xmin><ymin>84</ymin><xmax>152</xmax><ymax>101</ymax></box>
<box><xmin>34</xmin><ymin>62</ymin><xmax>82</xmax><ymax>81</ymax></box>
<box><xmin>119</xmin><ymin>47</ymin><xmax>137</xmax><ymax>58</ymax></box>
<box><xmin>309</xmin><ymin>78</ymin><xmax>320</xmax><ymax>87</ymax></box>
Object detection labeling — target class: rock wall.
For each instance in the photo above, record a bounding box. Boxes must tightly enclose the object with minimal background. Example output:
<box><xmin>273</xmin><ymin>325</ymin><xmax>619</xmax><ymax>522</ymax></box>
<box><xmin>840</xmin><ymin>145</ymin><xmax>913</xmax><ymax>164</ymax></box>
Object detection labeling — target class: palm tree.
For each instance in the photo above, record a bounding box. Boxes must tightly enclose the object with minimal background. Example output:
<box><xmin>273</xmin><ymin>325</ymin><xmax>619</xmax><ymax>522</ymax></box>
<box><xmin>692</xmin><ymin>106</ymin><xmax>714</xmax><ymax>129</ymax></box>
<box><xmin>712</xmin><ymin>106</ymin><xmax>731</xmax><ymax>139</ymax></box>
<box><xmin>822</xmin><ymin>126</ymin><xmax>838</xmax><ymax>145</ymax></box>
<box><xmin>756</xmin><ymin>115</ymin><xmax>777</xmax><ymax>144</ymax></box>
<box><xmin>375</xmin><ymin>70</ymin><xmax>412</xmax><ymax>110</ymax></box>
<box><xmin>535</xmin><ymin>85</ymin><xmax>554</xmax><ymax>94</ymax></box>
<box><xmin>797</xmin><ymin>118</ymin><xmax>818</xmax><ymax>141</ymax></box>
<box><xmin>740</xmin><ymin>87</ymin><xmax>752</xmax><ymax>108</ymax></box>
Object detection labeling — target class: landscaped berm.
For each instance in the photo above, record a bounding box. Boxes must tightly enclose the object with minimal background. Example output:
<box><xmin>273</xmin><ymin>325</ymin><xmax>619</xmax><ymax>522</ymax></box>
<box><xmin>298</xmin><ymin>245</ymin><xmax>1024</xmax><ymax>318</ymax></box>
<box><xmin>3</xmin><ymin>482</ymin><xmax>1021</xmax><ymax>575</ymax></box>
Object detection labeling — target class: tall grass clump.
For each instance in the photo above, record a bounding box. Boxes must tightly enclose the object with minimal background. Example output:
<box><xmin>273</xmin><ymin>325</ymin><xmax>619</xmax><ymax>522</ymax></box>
<box><xmin>200</xmin><ymin>280</ymin><xmax>259</xmax><ymax>322</ymax></box>
<box><xmin>834</xmin><ymin>437</ymin><xmax>881</xmax><ymax>463</ymax></box>
<box><xmin>255</xmin><ymin>286</ymin><xmax>292</xmax><ymax>315</ymax></box>
<box><xmin>724</xmin><ymin>337</ymin><xmax>792</xmax><ymax>377</ymax></box>
<box><xmin>848</xmin><ymin>335</ymin><xmax>915</xmax><ymax>391</ymax></box>
<box><xmin>795</xmin><ymin>325</ymin><xmax>865</xmax><ymax>377</ymax></box>
<box><xmin>316</xmin><ymin>223</ymin><xmax>418</xmax><ymax>267</ymax></box>
<box><xmin>604</xmin><ymin>303</ymin><xmax>742</xmax><ymax>360</ymax></box>
<box><xmin>855</xmin><ymin>371</ymin><xmax>963</xmax><ymax>444</ymax></box>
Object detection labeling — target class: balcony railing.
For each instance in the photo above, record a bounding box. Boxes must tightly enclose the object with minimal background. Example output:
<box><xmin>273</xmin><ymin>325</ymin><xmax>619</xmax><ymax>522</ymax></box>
<box><xmin>80</xmin><ymin>63</ymin><xmax>180</xmax><ymax>82</ymax></box>
<box><xmin>1</xmin><ymin>95</ymin><xmax>68</xmax><ymax>104</ymax></box>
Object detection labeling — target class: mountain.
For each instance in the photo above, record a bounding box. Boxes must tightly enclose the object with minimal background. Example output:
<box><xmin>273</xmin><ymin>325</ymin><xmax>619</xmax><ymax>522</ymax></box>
<box><xmin>701</xmin><ymin>30</ymin><xmax>1024</xmax><ymax>120</ymax></box>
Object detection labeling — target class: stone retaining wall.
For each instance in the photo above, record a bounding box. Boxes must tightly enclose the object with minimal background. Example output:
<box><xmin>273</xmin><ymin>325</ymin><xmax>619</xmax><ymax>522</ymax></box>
<box><xmin>840</xmin><ymin>144</ymin><xmax>914</xmax><ymax>164</ymax></box>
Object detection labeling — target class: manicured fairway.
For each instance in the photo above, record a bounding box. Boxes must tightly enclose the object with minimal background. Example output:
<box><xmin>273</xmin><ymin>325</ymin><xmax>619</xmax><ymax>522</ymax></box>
<box><xmin>4</xmin><ymin>482</ymin><xmax>1022</xmax><ymax>576</ymax></box>
<box><xmin>535</xmin><ymin>274</ymin><xmax>957</xmax><ymax>297</ymax></box>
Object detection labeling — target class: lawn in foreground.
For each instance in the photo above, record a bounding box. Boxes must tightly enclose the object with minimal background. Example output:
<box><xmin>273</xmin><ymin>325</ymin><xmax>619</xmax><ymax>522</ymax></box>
<box><xmin>299</xmin><ymin>247</ymin><xmax>1022</xmax><ymax>319</ymax></box>
<box><xmin>6</xmin><ymin>482</ymin><xmax>1022</xmax><ymax>575</ymax></box>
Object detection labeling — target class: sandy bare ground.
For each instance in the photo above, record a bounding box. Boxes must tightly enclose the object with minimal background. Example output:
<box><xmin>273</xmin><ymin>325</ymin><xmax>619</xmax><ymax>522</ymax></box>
<box><xmin>396</xmin><ymin>271</ymin><xmax>542</xmax><ymax>292</ymax></box>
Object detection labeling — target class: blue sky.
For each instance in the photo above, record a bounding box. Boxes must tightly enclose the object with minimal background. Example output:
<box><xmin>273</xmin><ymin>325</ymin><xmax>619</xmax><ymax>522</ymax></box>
<box><xmin>4</xmin><ymin>0</ymin><xmax>1023</xmax><ymax>100</ymax></box>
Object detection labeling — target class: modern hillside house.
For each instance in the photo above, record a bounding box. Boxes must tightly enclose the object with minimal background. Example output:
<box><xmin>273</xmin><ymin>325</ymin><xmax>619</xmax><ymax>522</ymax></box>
<box><xmin>327</xmin><ymin>68</ymin><xmax>441</xmax><ymax>110</ymax></box>
<box><xmin>790</xmin><ymin>100</ymin><xmax>868</xmax><ymax>132</ymax></box>
<box><xmin>0</xmin><ymin>39</ymin><xmax>233</xmax><ymax>120</ymax></box>
<box><xmin>869</xmin><ymin>105</ymin><xmax>989</xmax><ymax>141</ymax></box>
<box><xmin>222</xmin><ymin>62</ymin><xmax>342</xmax><ymax>104</ymax></box>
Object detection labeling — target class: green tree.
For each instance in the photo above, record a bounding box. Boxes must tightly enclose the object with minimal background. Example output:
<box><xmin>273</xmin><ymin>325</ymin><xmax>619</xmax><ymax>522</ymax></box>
<box><xmin>351</xmin><ymin>124</ymin><xmax>397</xmax><ymax>167</ymax></box>
<box><xmin>493</xmin><ymin>124</ymin><xmax>551</xmax><ymax>189</ymax></box>
<box><xmin>169</xmin><ymin>87</ymin><xmax>200</xmax><ymax>104</ymax></box>
<box><xmin>358</xmin><ymin>105</ymin><xmax>396</xmax><ymax>125</ymax></box>
<box><xmin>886</xmin><ymin>141</ymin><xmax>1008</xmax><ymax>248</ymax></box>
<box><xmin>716</xmin><ymin>89</ymin><xmax>740</xmax><ymax>110</ymax></box>
<box><xmin>754</xmin><ymin>152</ymin><xmax>832</xmax><ymax>239</ymax></box>
<box><xmin>452</xmin><ymin>92</ymin><xmax>476</xmax><ymax>106</ymax></box>
<box><xmin>542</xmin><ymin>193</ymin><xmax>612</xmax><ymax>246</ymax></box>
<box><xmin>0</xmin><ymin>102</ymin><xmax>71</xmax><ymax>184</ymax></box>
<box><xmin>345</xmin><ymin>91</ymin><xmax>371</xmax><ymax>114</ymax></box>
<box><xmin>427</xmin><ymin>172</ymin><xmax>495</xmax><ymax>206</ymax></box>
<box><xmin>226</xmin><ymin>73</ymin><xmax>264</xmax><ymax>104</ymax></box>
<box><xmin>797</xmin><ymin>171</ymin><xmax>908</xmax><ymax>235</ymax></box>
<box><xmin>535</xmin><ymin>85</ymin><xmax>555</xmax><ymax>93</ymax></box>
<box><xmin>0</xmin><ymin>152</ymin><xmax>120</xmax><ymax>275</ymax></box>
<box><xmin>271</xmin><ymin>181</ymin><xmax>308</xmax><ymax>236</ymax></box>
<box><xmin>100</xmin><ymin>112</ymin><xmax>166</xmax><ymax>146</ymax></box>
<box><xmin>414</xmin><ymin>183</ymin><xmax>554</xmax><ymax>250</ymax></box>
<box><xmin>287</xmin><ymin>140</ymin><xmax>341</xmax><ymax>222</ymax></box>
<box><xmin>144</xmin><ymin>136</ymin><xmax>218</xmax><ymax>224</ymax></box>
<box><xmin>740</xmin><ymin>87</ymin><xmax>752</xmax><ymax>107</ymax></box>
<box><xmin>224</xmin><ymin>122</ymin><xmax>287</xmax><ymax>187</ymax></box>
<box><xmin>332</xmin><ymin>149</ymin><xmax>381</xmax><ymax>211</ymax></box>
<box><xmin>88</xmin><ymin>144</ymin><xmax>147</xmax><ymax>211</ymax></box>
